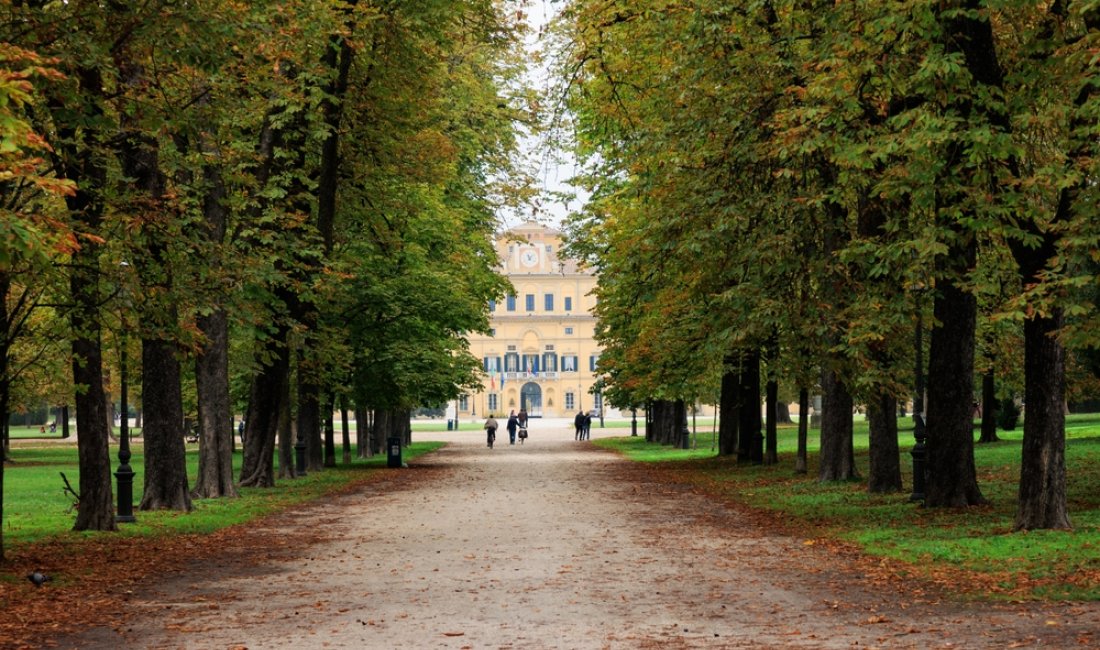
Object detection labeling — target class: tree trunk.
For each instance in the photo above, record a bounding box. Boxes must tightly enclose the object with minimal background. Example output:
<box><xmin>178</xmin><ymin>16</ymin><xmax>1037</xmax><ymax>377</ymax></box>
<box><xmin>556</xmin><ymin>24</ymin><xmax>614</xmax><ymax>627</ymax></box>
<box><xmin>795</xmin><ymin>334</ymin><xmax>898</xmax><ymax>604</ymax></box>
<box><xmin>0</xmin><ymin>281</ymin><xmax>7</xmax><ymax>556</ymax></box>
<box><xmin>70</xmin><ymin>239</ymin><xmax>116</xmax><ymax>531</ymax></box>
<box><xmin>925</xmin><ymin>272</ymin><xmax>985</xmax><ymax>506</ymax></box>
<box><xmin>115</xmin><ymin>63</ymin><xmax>191</xmax><ymax>512</ymax></box>
<box><xmin>194</xmin><ymin>308</ymin><xmax>238</xmax><ymax>499</ymax></box>
<box><xmin>278</xmin><ymin>386</ymin><xmax>295</xmax><ymax>479</ymax></box>
<box><xmin>737</xmin><ymin>349</ymin><xmax>762</xmax><ymax>464</ymax></box>
<box><xmin>324</xmin><ymin>393</ymin><xmax>337</xmax><ymax>468</ymax></box>
<box><xmin>372</xmin><ymin>408</ymin><xmax>390</xmax><ymax>455</ymax></box>
<box><xmin>765</xmin><ymin>377</ymin><xmax>778</xmax><ymax>465</ymax></box>
<box><xmin>138</xmin><ymin>338</ymin><xmax>192</xmax><ymax>511</ymax></box>
<box><xmin>401</xmin><ymin>409</ymin><xmax>412</xmax><ymax>447</ymax></box>
<box><xmin>63</xmin><ymin>67</ymin><xmax>115</xmax><ymax>531</ymax></box>
<box><xmin>1003</xmin><ymin>3</ymin><xmax>1097</xmax><ymax>527</ymax></box>
<box><xmin>674</xmin><ymin>399</ymin><xmax>689</xmax><ymax>448</ymax></box>
<box><xmin>192</xmin><ymin>146</ymin><xmax>237</xmax><ymax>499</ymax></box>
<box><xmin>297</xmin><ymin>355</ymin><xmax>324</xmax><ymax>472</ymax></box>
<box><xmin>978</xmin><ymin>368</ymin><xmax>999</xmax><ymax>443</ymax></box>
<box><xmin>717</xmin><ymin>363</ymin><xmax>739</xmax><ymax>456</ymax></box>
<box><xmin>795</xmin><ymin>387</ymin><xmax>809</xmax><ymax>474</ymax></box>
<box><xmin>1014</xmin><ymin>309</ymin><xmax>1071</xmax><ymax>530</ymax></box>
<box><xmin>819</xmin><ymin>368</ymin><xmax>858</xmax><ymax>482</ymax></box>
<box><xmin>775</xmin><ymin>401</ymin><xmax>792</xmax><ymax>425</ymax></box>
<box><xmin>867</xmin><ymin>391</ymin><xmax>902</xmax><ymax>493</ymax></box>
<box><xmin>355</xmin><ymin>403</ymin><xmax>369</xmax><ymax>458</ymax></box>
<box><xmin>61</xmin><ymin>404</ymin><xmax>70</xmax><ymax>439</ymax></box>
<box><xmin>240</xmin><ymin>340</ymin><xmax>289</xmax><ymax>487</ymax></box>
<box><xmin>341</xmin><ymin>402</ymin><xmax>351</xmax><ymax>465</ymax></box>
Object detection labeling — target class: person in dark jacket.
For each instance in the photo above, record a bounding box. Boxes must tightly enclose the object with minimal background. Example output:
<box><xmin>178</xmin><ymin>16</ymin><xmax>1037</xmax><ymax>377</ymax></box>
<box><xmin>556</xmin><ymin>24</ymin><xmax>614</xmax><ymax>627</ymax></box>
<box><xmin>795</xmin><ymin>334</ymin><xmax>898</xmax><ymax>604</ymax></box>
<box><xmin>582</xmin><ymin>410</ymin><xmax>593</xmax><ymax>440</ymax></box>
<box><xmin>506</xmin><ymin>410</ymin><xmax>519</xmax><ymax>445</ymax></box>
<box><xmin>484</xmin><ymin>415</ymin><xmax>498</xmax><ymax>449</ymax></box>
<box><xmin>574</xmin><ymin>410</ymin><xmax>586</xmax><ymax>441</ymax></box>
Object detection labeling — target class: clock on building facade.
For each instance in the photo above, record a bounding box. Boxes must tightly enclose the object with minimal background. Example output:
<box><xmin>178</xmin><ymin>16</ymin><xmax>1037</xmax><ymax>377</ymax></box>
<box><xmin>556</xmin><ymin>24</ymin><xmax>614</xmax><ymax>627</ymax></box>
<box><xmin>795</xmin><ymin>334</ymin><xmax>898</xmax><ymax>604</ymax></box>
<box><xmin>519</xmin><ymin>247</ymin><xmax>539</xmax><ymax>269</ymax></box>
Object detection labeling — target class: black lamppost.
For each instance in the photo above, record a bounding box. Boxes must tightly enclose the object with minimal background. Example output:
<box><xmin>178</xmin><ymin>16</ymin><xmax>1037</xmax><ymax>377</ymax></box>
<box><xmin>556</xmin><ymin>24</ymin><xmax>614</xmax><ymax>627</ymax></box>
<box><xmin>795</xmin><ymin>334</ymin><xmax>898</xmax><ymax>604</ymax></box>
<box><xmin>631</xmin><ymin>408</ymin><xmax>638</xmax><ymax>436</ymax></box>
<box><xmin>909</xmin><ymin>292</ymin><xmax>927</xmax><ymax>503</ymax></box>
<box><xmin>115</xmin><ymin>264</ymin><xmax>136</xmax><ymax>523</ymax></box>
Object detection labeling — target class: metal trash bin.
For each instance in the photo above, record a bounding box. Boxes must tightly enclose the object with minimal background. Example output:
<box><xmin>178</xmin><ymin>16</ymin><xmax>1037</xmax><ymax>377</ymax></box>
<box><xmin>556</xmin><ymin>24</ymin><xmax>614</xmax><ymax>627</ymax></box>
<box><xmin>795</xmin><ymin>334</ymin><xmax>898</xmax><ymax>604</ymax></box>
<box><xmin>447</xmin><ymin>419</ymin><xmax>453</xmax><ymax>431</ymax></box>
<box><xmin>387</xmin><ymin>437</ymin><xmax>402</xmax><ymax>468</ymax></box>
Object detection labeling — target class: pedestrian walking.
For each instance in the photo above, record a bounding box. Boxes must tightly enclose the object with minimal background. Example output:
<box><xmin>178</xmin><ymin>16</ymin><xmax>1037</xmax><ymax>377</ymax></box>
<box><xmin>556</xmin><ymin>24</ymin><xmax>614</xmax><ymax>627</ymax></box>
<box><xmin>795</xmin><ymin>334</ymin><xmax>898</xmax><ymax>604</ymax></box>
<box><xmin>507</xmin><ymin>410</ymin><xmax>519</xmax><ymax>445</ymax></box>
<box><xmin>583</xmin><ymin>410</ymin><xmax>593</xmax><ymax>440</ymax></box>
<box><xmin>574</xmin><ymin>410</ymin><xmax>585</xmax><ymax>441</ymax></box>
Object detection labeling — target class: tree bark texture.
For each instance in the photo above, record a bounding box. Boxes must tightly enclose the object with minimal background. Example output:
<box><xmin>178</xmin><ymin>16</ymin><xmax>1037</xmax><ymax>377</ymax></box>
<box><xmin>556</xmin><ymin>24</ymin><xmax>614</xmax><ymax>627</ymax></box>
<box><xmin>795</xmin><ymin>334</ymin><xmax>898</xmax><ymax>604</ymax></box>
<box><xmin>193</xmin><ymin>151</ymin><xmax>237</xmax><ymax>498</ymax></box>
<box><xmin>355</xmin><ymin>404</ymin><xmax>369</xmax><ymax>458</ymax></box>
<box><xmin>775</xmin><ymin>401</ymin><xmax>792</xmax><ymax>424</ymax></box>
<box><xmin>278</xmin><ymin>390</ymin><xmax>294</xmax><ymax>479</ymax></box>
<box><xmin>194</xmin><ymin>308</ymin><xmax>238</xmax><ymax>498</ymax></box>
<box><xmin>116</xmin><ymin>62</ymin><xmax>191</xmax><ymax>512</ymax></box>
<box><xmin>341</xmin><ymin>403</ymin><xmax>351</xmax><ymax>465</ymax></box>
<box><xmin>978</xmin><ymin>369</ymin><xmax>999</xmax><ymax>443</ymax></box>
<box><xmin>324</xmin><ymin>393</ymin><xmax>337</xmax><ymax>468</ymax></box>
<box><xmin>1014</xmin><ymin>310</ymin><xmax>1071</xmax><ymax>529</ymax></box>
<box><xmin>401</xmin><ymin>409</ymin><xmax>412</xmax><ymax>447</ymax></box>
<box><xmin>1002</xmin><ymin>4</ymin><xmax>1099</xmax><ymax>529</ymax></box>
<box><xmin>297</xmin><ymin>354</ymin><xmax>324</xmax><ymax>472</ymax></box>
<box><xmin>867</xmin><ymin>392</ymin><xmax>902</xmax><ymax>493</ymax></box>
<box><xmin>138</xmin><ymin>337</ymin><xmax>192</xmax><ymax>511</ymax></box>
<box><xmin>795</xmin><ymin>387</ymin><xmax>808</xmax><ymax>474</ymax></box>
<box><xmin>925</xmin><ymin>273</ymin><xmax>985</xmax><ymax>507</ymax></box>
<box><xmin>765</xmin><ymin>378</ymin><xmax>778</xmax><ymax>465</ymax></box>
<box><xmin>0</xmin><ymin>275</ymin><xmax>6</xmax><ymax>556</ymax></box>
<box><xmin>819</xmin><ymin>368</ymin><xmax>858</xmax><ymax>482</ymax></box>
<box><xmin>240</xmin><ymin>338</ymin><xmax>289</xmax><ymax>487</ymax></box>
<box><xmin>921</xmin><ymin>0</ymin><xmax>1000</xmax><ymax>509</ymax></box>
<box><xmin>668</xmin><ymin>400</ymin><xmax>686</xmax><ymax>450</ymax></box>
<box><xmin>371</xmin><ymin>409</ymin><xmax>390</xmax><ymax>455</ymax></box>
<box><xmin>63</xmin><ymin>66</ymin><xmax>115</xmax><ymax>532</ymax></box>
<box><xmin>717</xmin><ymin>365</ymin><xmax>739</xmax><ymax>456</ymax></box>
<box><xmin>737</xmin><ymin>349</ymin><xmax>762</xmax><ymax>464</ymax></box>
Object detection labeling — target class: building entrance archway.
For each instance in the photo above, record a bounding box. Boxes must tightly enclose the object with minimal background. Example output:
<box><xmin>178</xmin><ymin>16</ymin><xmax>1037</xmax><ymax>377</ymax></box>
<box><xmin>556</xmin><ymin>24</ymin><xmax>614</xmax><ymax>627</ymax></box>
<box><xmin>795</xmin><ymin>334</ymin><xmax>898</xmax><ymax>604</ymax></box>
<box><xmin>520</xmin><ymin>383</ymin><xmax>542</xmax><ymax>417</ymax></box>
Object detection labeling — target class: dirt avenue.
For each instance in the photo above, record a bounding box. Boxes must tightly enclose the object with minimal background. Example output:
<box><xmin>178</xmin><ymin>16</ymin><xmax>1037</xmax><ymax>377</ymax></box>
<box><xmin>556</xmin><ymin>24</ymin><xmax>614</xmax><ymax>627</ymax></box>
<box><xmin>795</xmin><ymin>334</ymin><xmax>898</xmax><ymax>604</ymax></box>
<box><xmin>61</xmin><ymin>426</ymin><xmax>1099</xmax><ymax>649</ymax></box>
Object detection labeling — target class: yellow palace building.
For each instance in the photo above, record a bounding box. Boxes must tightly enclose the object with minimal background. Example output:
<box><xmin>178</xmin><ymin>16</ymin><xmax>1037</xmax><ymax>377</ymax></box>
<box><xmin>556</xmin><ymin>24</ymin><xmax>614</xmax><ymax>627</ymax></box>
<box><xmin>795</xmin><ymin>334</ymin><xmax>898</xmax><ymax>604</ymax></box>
<box><xmin>459</xmin><ymin>221</ymin><xmax>608</xmax><ymax>420</ymax></box>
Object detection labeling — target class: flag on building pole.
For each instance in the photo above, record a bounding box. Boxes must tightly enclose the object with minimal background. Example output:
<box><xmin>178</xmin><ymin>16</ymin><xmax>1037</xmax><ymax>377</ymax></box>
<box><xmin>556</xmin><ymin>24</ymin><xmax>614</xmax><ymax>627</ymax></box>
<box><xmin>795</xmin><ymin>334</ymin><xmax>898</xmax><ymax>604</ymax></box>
<box><xmin>499</xmin><ymin>371</ymin><xmax>505</xmax><ymax>390</ymax></box>
<box><xmin>490</xmin><ymin>374</ymin><xmax>496</xmax><ymax>390</ymax></box>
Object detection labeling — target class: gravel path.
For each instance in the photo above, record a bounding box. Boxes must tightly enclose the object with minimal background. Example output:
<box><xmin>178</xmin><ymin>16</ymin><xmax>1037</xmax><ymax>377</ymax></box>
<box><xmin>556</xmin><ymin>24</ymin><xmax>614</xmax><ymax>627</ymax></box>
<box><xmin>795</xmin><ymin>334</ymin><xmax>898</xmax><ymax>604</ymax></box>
<box><xmin>69</xmin><ymin>425</ymin><xmax>1100</xmax><ymax>649</ymax></box>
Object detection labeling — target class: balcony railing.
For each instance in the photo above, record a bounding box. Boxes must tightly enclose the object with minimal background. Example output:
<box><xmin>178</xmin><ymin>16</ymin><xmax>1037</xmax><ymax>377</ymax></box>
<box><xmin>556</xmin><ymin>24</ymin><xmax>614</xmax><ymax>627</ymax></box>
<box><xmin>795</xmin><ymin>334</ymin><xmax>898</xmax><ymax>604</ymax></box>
<box><xmin>503</xmin><ymin>371</ymin><xmax>561</xmax><ymax>381</ymax></box>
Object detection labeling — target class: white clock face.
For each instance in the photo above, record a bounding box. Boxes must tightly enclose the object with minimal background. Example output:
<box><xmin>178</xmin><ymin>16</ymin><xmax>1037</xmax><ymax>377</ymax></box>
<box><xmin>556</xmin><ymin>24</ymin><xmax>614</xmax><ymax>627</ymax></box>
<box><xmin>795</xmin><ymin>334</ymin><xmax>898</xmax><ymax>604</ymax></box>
<box><xmin>520</xmin><ymin>248</ymin><xmax>539</xmax><ymax>268</ymax></box>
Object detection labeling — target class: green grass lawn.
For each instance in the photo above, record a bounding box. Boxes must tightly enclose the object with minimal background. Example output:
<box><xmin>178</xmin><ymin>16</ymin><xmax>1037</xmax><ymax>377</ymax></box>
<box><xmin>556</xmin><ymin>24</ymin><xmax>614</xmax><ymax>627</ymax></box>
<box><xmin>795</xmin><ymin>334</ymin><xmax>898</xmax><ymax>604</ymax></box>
<box><xmin>2</xmin><ymin>441</ymin><xmax>444</xmax><ymax>549</ymax></box>
<box><xmin>595</xmin><ymin>414</ymin><xmax>1100</xmax><ymax>601</ymax></box>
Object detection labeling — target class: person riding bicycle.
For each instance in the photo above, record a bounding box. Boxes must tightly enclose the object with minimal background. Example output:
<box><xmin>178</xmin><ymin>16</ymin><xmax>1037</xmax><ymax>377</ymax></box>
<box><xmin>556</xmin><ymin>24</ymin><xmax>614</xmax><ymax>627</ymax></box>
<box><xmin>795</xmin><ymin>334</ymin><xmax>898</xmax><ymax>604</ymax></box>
<box><xmin>484</xmin><ymin>414</ymin><xmax>498</xmax><ymax>449</ymax></box>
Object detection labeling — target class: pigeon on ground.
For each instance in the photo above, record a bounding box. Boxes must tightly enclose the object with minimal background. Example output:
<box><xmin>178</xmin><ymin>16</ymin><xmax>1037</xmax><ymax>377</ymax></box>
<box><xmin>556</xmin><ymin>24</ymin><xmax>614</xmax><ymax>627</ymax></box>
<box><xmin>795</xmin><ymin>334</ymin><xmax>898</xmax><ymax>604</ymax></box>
<box><xmin>27</xmin><ymin>571</ymin><xmax>50</xmax><ymax>587</ymax></box>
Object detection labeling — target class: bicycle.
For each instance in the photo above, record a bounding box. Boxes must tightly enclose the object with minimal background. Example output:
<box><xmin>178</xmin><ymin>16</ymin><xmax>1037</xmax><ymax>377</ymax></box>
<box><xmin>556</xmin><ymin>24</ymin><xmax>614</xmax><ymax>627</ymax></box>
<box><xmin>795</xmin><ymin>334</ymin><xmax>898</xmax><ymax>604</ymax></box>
<box><xmin>486</xmin><ymin>427</ymin><xmax>496</xmax><ymax>449</ymax></box>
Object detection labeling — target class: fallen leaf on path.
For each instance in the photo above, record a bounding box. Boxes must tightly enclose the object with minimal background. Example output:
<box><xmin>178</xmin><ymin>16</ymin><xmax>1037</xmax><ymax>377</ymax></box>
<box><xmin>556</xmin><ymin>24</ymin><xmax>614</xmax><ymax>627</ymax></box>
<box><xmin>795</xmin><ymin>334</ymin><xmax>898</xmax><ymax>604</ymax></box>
<box><xmin>442</xmin><ymin>631</ymin><xmax>465</xmax><ymax>637</ymax></box>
